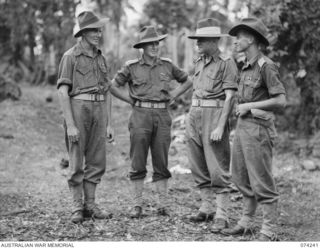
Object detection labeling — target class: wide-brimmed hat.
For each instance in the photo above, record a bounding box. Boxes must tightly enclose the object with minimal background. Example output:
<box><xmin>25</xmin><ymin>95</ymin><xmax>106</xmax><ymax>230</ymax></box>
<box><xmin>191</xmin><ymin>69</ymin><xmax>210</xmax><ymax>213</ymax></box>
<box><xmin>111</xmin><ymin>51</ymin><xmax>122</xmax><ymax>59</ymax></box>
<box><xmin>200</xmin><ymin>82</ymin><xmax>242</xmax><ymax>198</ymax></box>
<box><xmin>188</xmin><ymin>18</ymin><xmax>229</xmax><ymax>39</ymax></box>
<box><xmin>228</xmin><ymin>17</ymin><xmax>269</xmax><ymax>46</ymax></box>
<box><xmin>133</xmin><ymin>26</ymin><xmax>168</xmax><ymax>49</ymax></box>
<box><xmin>74</xmin><ymin>11</ymin><xmax>109</xmax><ymax>38</ymax></box>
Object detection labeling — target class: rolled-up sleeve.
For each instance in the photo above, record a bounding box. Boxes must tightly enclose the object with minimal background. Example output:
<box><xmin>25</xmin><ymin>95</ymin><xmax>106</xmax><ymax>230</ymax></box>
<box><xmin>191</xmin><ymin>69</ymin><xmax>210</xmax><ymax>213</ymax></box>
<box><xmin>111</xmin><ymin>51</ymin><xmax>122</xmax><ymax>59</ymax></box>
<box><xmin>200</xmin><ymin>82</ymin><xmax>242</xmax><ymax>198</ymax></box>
<box><xmin>113</xmin><ymin>64</ymin><xmax>131</xmax><ymax>87</ymax></box>
<box><xmin>222</xmin><ymin>59</ymin><xmax>238</xmax><ymax>90</ymax></box>
<box><xmin>57</xmin><ymin>54</ymin><xmax>73</xmax><ymax>89</ymax></box>
<box><xmin>172</xmin><ymin>63</ymin><xmax>188</xmax><ymax>83</ymax></box>
<box><xmin>262</xmin><ymin>64</ymin><xmax>286</xmax><ymax>96</ymax></box>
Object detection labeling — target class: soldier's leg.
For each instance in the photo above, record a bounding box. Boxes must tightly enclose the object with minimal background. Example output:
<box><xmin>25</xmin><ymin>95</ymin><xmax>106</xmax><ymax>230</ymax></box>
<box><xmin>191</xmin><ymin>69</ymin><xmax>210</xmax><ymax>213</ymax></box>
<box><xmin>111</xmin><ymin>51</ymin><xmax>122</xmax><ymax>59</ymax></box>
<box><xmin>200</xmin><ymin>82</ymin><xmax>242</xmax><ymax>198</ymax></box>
<box><xmin>186</xmin><ymin>108</ymin><xmax>214</xmax><ymax>221</ymax></box>
<box><xmin>66</xmin><ymin>100</ymin><xmax>89</xmax><ymax>223</ymax></box>
<box><xmin>128</xmin><ymin>107</ymin><xmax>153</xmax><ymax>217</ymax></box>
<box><xmin>221</xmin><ymin>119</ymin><xmax>257</xmax><ymax>236</ymax></box>
<box><xmin>245</xmin><ymin>122</ymin><xmax>279</xmax><ymax>239</ymax></box>
<box><xmin>202</xmin><ymin>108</ymin><xmax>231</xmax><ymax>232</ymax></box>
<box><xmin>83</xmin><ymin>101</ymin><xmax>112</xmax><ymax>219</ymax></box>
<box><xmin>150</xmin><ymin>109</ymin><xmax>172</xmax><ymax>215</ymax></box>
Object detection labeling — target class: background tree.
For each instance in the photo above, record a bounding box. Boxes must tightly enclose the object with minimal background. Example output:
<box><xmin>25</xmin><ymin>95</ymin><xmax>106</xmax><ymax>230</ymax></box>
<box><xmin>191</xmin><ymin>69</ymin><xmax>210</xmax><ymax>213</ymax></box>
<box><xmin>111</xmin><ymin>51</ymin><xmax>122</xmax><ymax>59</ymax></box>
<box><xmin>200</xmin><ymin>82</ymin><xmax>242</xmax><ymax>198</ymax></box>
<box><xmin>0</xmin><ymin>0</ymin><xmax>76</xmax><ymax>84</ymax></box>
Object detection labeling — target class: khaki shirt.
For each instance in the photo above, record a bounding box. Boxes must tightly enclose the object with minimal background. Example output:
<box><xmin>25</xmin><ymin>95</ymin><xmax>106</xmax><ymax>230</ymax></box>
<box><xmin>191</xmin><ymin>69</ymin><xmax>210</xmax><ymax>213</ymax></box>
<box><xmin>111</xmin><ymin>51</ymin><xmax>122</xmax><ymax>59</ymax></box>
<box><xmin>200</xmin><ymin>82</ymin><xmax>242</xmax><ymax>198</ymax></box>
<box><xmin>238</xmin><ymin>54</ymin><xmax>286</xmax><ymax>103</ymax></box>
<box><xmin>192</xmin><ymin>53</ymin><xmax>238</xmax><ymax>100</ymax></box>
<box><xmin>113</xmin><ymin>57</ymin><xmax>188</xmax><ymax>102</ymax></box>
<box><xmin>57</xmin><ymin>41</ymin><xmax>110</xmax><ymax>96</ymax></box>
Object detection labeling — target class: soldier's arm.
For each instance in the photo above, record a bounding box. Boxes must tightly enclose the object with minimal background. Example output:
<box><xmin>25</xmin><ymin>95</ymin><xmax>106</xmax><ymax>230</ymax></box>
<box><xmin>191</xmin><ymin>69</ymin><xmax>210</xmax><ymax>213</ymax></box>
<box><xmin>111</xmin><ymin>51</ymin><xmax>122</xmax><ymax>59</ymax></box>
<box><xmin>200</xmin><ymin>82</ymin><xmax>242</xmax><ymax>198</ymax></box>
<box><xmin>169</xmin><ymin>61</ymin><xmax>193</xmax><ymax>102</ymax></box>
<box><xmin>104</xmin><ymin>90</ymin><xmax>114</xmax><ymax>141</ymax></box>
<box><xmin>169</xmin><ymin>76</ymin><xmax>193</xmax><ymax>102</ymax></box>
<box><xmin>57</xmin><ymin>54</ymin><xmax>79</xmax><ymax>143</ymax></box>
<box><xmin>110</xmin><ymin>63</ymin><xmax>135</xmax><ymax>105</ymax></box>
<box><xmin>236</xmin><ymin>94</ymin><xmax>286</xmax><ymax>116</ymax></box>
<box><xmin>110</xmin><ymin>80</ymin><xmax>135</xmax><ymax>105</ymax></box>
<box><xmin>210</xmin><ymin>89</ymin><xmax>236</xmax><ymax>141</ymax></box>
<box><xmin>237</xmin><ymin>63</ymin><xmax>286</xmax><ymax>116</ymax></box>
<box><xmin>211</xmin><ymin>57</ymin><xmax>238</xmax><ymax>141</ymax></box>
<box><xmin>105</xmin><ymin>90</ymin><xmax>112</xmax><ymax>125</ymax></box>
<box><xmin>57</xmin><ymin>85</ymin><xmax>79</xmax><ymax>143</ymax></box>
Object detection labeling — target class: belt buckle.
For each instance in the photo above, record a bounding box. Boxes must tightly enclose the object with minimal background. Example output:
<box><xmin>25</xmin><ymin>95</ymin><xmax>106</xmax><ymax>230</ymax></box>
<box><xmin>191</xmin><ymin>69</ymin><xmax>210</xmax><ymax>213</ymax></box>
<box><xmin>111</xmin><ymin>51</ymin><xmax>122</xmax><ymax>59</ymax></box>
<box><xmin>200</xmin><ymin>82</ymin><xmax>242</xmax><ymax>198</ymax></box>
<box><xmin>151</xmin><ymin>103</ymin><xmax>154</xmax><ymax>108</ymax></box>
<box><xmin>197</xmin><ymin>99</ymin><xmax>201</xmax><ymax>107</ymax></box>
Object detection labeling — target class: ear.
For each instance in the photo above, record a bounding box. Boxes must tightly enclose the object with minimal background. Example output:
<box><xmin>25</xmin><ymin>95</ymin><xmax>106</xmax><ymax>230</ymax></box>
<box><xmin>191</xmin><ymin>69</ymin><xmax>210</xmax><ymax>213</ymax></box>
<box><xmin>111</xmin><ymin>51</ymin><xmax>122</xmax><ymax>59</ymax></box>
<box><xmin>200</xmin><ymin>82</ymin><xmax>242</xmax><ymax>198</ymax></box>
<box><xmin>247</xmin><ymin>34</ymin><xmax>255</xmax><ymax>45</ymax></box>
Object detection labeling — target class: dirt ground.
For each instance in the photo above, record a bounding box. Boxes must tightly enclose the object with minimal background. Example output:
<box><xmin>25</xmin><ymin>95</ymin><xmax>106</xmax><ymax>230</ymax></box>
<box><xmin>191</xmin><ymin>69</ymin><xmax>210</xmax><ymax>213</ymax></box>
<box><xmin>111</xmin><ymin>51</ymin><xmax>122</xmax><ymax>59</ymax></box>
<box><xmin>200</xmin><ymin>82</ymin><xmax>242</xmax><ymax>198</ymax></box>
<box><xmin>0</xmin><ymin>85</ymin><xmax>319</xmax><ymax>241</ymax></box>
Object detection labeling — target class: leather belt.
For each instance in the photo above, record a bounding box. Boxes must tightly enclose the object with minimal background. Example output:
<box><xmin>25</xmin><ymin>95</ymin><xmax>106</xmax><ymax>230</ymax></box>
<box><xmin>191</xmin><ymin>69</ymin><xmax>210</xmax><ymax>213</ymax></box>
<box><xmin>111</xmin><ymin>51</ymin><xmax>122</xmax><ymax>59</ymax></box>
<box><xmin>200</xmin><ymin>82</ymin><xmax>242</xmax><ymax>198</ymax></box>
<box><xmin>192</xmin><ymin>98</ymin><xmax>224</xmax><ymax>108</ymax></box>
<box><xmin>73</xmin><ymin>94</ymin><xmax>105</xmax><ymax>101</ymax></box>
<box><xmin>135</xmin><ymin>101</ymin><xmax>167</xmax><ymax>109</ymax></box>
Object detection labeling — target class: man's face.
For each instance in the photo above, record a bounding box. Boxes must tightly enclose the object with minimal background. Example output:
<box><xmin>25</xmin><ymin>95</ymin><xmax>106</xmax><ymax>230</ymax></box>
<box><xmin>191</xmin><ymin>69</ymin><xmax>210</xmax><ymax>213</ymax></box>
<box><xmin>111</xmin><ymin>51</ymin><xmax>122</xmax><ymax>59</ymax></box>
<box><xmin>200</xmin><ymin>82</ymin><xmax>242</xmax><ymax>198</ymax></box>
<box><xmin>234</xmin><ymin>30</ymin><xmax>253</xmax><ymax>53</ymax></box>
<box><xmin>142</xmin><ymin>41</ymin><xmax>160</xmax><ymax>58</ymax></box>
<box><xmin>196</xmin><ymin>37</ymin><xmax>219</xmax><ymax>55</ymax></box>
<box><xmin>82</xmin><ymin>28</ymin><xmax>103</xmax><ymax>47</ymax></box>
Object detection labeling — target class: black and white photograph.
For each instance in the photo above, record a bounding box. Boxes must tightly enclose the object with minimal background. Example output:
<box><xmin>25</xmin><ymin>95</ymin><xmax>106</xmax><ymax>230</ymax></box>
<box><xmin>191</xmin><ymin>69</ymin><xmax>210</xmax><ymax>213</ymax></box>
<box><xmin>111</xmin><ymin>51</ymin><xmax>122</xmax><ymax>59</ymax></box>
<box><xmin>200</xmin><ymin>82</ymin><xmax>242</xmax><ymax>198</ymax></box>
<box><xmin>0</xmin><ymin>0</ymin><xmax>319</xmax><ymax>246</ymax></box>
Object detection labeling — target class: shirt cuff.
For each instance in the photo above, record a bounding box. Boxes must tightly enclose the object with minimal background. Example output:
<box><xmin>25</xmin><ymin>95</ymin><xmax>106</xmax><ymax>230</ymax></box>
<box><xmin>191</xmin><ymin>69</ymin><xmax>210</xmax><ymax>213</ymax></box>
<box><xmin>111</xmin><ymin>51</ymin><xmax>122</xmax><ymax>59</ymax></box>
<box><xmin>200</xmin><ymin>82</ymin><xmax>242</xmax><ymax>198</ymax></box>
<box><xmin>57</xmin><ymin>78</ymin><xmax>72</xmax><ymax>89</ymax></box>
<box><xmin>112</xmin><ymin>78</ymin><xmax>124</xmax><ymax>87</ymax></box>
<box><xmin>269</xmin><ymin>89</ymin><xmax>286</xmax><ymax>97</ymax></box>
<box><xmin>222</xmin><ymin>81</ymin><xmax>238</xmax><ymax>90</ymax></box>
<box><xmin>177</xmin><ymin>74</ymin><xmax>188</xmax><ymax>83</ymax></box>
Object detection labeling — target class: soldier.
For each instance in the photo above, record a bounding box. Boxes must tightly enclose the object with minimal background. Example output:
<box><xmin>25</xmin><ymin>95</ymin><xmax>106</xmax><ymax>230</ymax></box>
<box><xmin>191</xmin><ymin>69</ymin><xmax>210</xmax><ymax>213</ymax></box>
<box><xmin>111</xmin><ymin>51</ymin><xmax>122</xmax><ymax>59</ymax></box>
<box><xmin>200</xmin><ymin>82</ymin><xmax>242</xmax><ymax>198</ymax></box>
<box><xmin>221</xmin><ymin>18</ymin><xmax>286</xmax><ymax>241</ymax></box>
<box><xmin>110</xmin><ymin>26</ymin><xmax>192</xmax><ymax>218</ymax></box>
<box><xmin>186</xmin><ymin>18</ymin><xmax>238</xmax><ymax>233</ymax></box>
<box><xmin>57</xmin><ymin>11</ymin><xmax>113</xmax><ymax>223</ymax></box>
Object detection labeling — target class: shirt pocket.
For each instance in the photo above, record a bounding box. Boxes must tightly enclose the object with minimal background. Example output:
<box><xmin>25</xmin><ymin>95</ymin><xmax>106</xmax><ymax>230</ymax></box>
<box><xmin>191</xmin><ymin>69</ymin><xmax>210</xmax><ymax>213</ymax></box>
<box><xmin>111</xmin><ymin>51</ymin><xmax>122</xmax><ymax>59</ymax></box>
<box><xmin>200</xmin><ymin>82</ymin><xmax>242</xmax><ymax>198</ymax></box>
<box><xmin>159</xmin><ymin>72</ymin><xmax>172</xmax><ymax>92</ymax></box>
<box><xmin>243</xmin><ymin>77</ymin><xmax>261</xmax><ymax>100</ymax></box>
<box><xmin>205</xmin><ymin>71</ymin><xmax>222</xmax><ymax>91</ymax></box>
<box><xmin>75</xmin><ymin>65</ymin><xmax>96</xmax><ymax>89</ymax></box>
<box><xmin>132</xmin><ymin>76</ymin><xmax>151</xmax><ymax>95</ymax></box>
<box><xmin>132</xmin><ymin>77</ymin><xmax>147</xmax><ymax>86</ymax></box>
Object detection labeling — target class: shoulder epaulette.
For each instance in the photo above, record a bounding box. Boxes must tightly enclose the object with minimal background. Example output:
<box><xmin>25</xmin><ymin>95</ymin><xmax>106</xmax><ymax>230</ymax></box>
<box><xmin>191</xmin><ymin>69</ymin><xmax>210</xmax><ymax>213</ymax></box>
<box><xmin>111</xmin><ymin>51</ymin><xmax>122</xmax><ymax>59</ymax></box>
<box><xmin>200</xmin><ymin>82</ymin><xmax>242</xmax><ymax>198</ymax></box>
<box><xmin>160</xmin><ymin>57</ymin><xmax>172</xmax><ymax>63</ymax></box>
<box><xmin>64</xmin><ymin>45</ymin><xmax>77</xmax><ymax>56</ymax></box>
<box><xmin>258</xmin><ymin>57</ymin><xmax>266</xmax><ymax>68</ymax></box>
<box><xmin>219</xmin><ymin>53</ymin><xmax>231</xmax><ymax>61</ymax></box>
<box><xmin>125</xmin><ymin>59</ymin><xmax>139</xmax><ymax>66</ymax></box>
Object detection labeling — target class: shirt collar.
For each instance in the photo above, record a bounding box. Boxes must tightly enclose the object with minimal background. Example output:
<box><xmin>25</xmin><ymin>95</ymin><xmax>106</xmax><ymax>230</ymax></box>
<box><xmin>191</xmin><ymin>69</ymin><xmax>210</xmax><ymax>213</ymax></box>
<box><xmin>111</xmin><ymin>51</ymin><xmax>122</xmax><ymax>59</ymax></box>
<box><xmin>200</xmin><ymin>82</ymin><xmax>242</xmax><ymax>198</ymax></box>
<box><xmin>74</xmin><ymin>41</ymin><xmax>101</xmax><ymax>57</ymax></box>
<box><xmin>139</xmin><ymin>55</ymin><xmax>162</xmax><ymax>66</ymax></box>
<box><xmin>201</xmin><ymin>51</ymin><xmax>220</xmax><ymax>65</ymax></box>
<box><xmin>242</xmin><ymin>53</ymin><xmax>262</xmax><ymax>69</ymax></box>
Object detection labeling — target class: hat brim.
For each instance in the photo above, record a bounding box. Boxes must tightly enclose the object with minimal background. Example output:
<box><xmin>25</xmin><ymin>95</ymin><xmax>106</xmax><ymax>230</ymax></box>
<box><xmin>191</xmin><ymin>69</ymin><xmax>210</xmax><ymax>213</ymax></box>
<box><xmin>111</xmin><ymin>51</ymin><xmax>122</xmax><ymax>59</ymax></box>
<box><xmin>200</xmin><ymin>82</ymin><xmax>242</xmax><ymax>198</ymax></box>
<box><xmin>74</xmin><ymin>17</ymin><xmax>109</xmax><ymax>38</ymax></box>
<box><xmin>133</xmin><ymin>34</ymin><xmax>168</xmax><ymax>49</ymax></box>
<box><xmin>188</xmin><ymin>34</ymin><xmax>229</xmax><ymax>39</ymax></box>
<box><xmin>229</xmin><ymin>24</ymin><xmax>269</xmax><ymax>46</ymax></box>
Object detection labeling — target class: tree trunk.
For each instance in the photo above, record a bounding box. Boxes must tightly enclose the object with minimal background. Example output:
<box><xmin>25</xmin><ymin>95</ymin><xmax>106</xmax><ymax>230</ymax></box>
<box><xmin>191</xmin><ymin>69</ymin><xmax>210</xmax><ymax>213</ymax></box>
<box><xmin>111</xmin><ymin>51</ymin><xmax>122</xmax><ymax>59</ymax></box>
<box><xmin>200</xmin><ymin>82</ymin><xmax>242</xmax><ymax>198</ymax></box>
<box><xmin>27</xmin><ymin>25</ymin><xmax>36</xmax><ymax>71</ymax></box>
